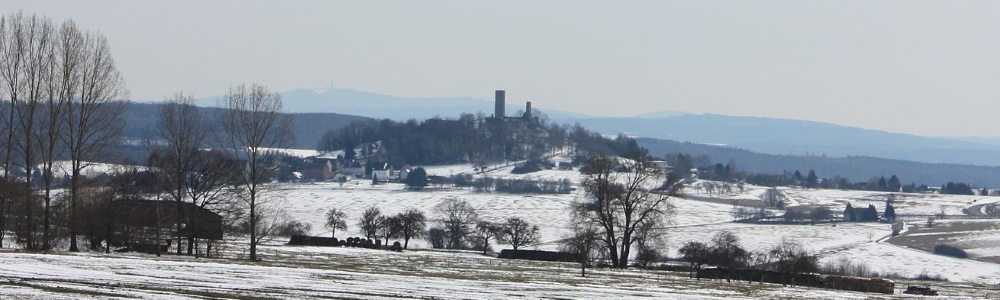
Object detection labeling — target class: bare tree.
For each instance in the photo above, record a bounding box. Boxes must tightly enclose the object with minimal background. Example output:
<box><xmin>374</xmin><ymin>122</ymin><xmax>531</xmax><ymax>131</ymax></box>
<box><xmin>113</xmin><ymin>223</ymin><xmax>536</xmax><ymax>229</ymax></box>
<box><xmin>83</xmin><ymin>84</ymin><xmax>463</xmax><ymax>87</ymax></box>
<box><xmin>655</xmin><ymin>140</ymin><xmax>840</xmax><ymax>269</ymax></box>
<box><xmin>497</xmin><ymin>217</ymin><xmax>540</xmax><ymax>250</ymax></box>
<box><xmin>434</xmin><ymin>198</ymin><xmax>478</xmax><ymax>249</ymax></box>
<box><xmin>633</xmin><ymin>218</ymin><xmax>666</xmax><ymax>268</ymax></box>
<box><xmin>710</xmin><ymin>230</ymin><xmax>747</xmax><ymax>282</ymax></box>
<box><xmin>471</xmin><ymin>220</ymin><xmax>500</xmax><ymax>255</ymax></box>
<box><xmin>0</xmin><ymin>14</ymin><xmax>14</xmax><ymax>249</ymax></box>
<box><xmin>91</xmin><ymin>164</ymin><xmax>145</xmax><ymax>254</ymax></box>
<box><xmin>357</xmin><ymin>205</ymin><xmax>380</xmax><ymax>239</ymax></box>
<box><xmin>324</xmin><ymin>208</ymin><xmax>348</xmax><ymax>238</ymax></box>
<box><xmin>151</xmin><ymin>92</ymin><xmax>209</xmax><ymax>255</ymax></box>
<box><xmin>35</xmin><ymin>17</ymin><xmax>73</xmax><ymax>251</ymax></box>
<box><xmin>767</xmin><ymin>239</ymin><xmax>818</xmax><ymax>285</ymax></box>
<box><xmin>678</xmin><ymin>241</ymin><xmax>711</xmax><ymax>279</ymax></box>
<box><xmin>561</xmin><ymin>222</ymin><xmax>599</xmax><ymax>277</ymax></box>
<box><xmin>377</xmin><ymin>215</ymin><xmax>401</xmax><ymax>248</ymax></box>
<box><xmin>394</xmin><ymin>208</ymin><xmax>426</xmax><ymax>249</ymax></box>
<box><xmin>184</xmin><ymin>149</ymin><xmax>239</xmax><ymax>256</ymax></box>
<box><xmin>760</xmin><ymin>187</ymin><xmax>787</xmax><ymax>209</ymax></box>
<box><xmin>4</xmin><ymin>12</ymin><xmax>56</xmax><ymax>250</ymax></box>
<box><xmin>574</xmin><ymin>151</ymin><xmax>680</xmax><ymax>268</ymax></box>
<box><xmin>65</xmin><ymin>27</ymin><xmax>128</xmax><ymax>252</ymax></box>
<box><xmin>217</xmin><ymin>83</ymin><xmax>293</xmax><ymax>261</ymax></box>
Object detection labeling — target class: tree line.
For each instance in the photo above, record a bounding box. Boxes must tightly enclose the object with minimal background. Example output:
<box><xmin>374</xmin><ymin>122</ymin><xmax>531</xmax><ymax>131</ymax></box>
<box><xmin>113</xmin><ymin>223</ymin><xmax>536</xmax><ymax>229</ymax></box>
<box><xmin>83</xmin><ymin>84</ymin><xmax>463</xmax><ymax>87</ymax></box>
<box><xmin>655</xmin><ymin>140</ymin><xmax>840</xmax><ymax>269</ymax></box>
<box><xmin>0</xmin><ymin>12</ymin><xmax>127</xmax><ymax>251</ymax></box>
<box><xmin>665</xmin><ymin>152</ymin><xmax>990</xmax><ymax>195</ymax></box>
<box><xmin>678</xmin><ymin>232</ymin><xmax>818</xmax><ymax>283</ymax></box>
<box><xmin>317</xmin><ymin>115</ymin><xmax>639</xmax><ymax>169</ymax></box>
<box><xmin>0</xmin><ymin>12</ymin><xmax>297</xmax><ymax>261</ymax></box>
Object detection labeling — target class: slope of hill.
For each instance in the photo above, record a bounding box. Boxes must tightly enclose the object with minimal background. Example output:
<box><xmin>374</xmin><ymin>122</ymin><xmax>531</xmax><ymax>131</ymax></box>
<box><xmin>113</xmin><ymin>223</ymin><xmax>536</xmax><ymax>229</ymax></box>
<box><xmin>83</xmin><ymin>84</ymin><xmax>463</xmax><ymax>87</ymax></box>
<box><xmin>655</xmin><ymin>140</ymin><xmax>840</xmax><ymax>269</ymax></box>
<box><xmin>637</xmin><ymin>137</ymin><xmax>1000</xmax><ymax>187</ymax></box>
<box><xmin>563</xmin><ymin>114</ymin><xmax>1000</xmax><ymax>166</ymax></box>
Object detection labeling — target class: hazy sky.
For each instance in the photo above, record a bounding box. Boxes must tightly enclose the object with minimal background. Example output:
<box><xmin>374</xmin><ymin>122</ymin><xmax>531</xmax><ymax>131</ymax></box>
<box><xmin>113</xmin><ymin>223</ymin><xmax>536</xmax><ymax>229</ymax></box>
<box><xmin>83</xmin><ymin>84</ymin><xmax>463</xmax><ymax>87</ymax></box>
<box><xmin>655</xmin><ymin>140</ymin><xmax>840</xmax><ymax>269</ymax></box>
<box><xmin>4</xmin><ymin>1</ymin><xmax>1000</xmax><ymax>137</ymax></box>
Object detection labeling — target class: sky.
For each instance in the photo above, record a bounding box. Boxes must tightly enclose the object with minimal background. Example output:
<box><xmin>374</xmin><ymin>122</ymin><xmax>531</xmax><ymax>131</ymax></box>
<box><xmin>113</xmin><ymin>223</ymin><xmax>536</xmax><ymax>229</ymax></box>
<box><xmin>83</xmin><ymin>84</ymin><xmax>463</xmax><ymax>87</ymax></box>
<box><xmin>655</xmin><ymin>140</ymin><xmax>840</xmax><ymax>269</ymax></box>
<box><xmin>3</xmin><ymin>0</ymin><xmax>1000</xmax><ymax>137</ymax></box>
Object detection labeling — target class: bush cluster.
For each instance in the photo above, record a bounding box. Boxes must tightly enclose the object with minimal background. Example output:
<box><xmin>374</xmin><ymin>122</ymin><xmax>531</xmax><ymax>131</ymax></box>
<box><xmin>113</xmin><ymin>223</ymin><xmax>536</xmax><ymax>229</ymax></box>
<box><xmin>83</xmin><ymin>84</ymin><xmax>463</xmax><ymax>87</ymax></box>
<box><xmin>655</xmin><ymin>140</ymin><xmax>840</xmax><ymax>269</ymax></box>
<box><xmin>933</xmin><ymin>244</ymin><xmax>968</xmax><ymax>258</ymax></box>
<box><xmin>511</xmin><ymin>160</ymin><xmax>555</xmax><ymax>174</ymax></box>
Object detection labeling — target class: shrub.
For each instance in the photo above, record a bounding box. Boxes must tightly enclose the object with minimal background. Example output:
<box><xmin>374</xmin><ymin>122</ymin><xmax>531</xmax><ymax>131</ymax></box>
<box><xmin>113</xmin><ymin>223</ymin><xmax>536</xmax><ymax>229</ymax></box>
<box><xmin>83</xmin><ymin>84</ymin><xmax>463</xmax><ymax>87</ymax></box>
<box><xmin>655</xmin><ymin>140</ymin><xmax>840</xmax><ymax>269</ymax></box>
<box><xmin>452</xmin><ymin>174</ymin><xmax>473</xmax><ymax>188</ymax></box>
<box><xmin>511</xmin><ymin>160</ymin><xmax>554</xmax><ymax>174</ymax></box>
<box><xmin>821</xmin><ymin>256</ymin><xmax>874</xmax><ymax>277</ymax></box>
<box><xmin>469</xmin><ymin>177</ymin><xmax>571</xmax><ymax>194</ymax></box>
<box><xmin>276</xmin><ymin>221</ymin><xmax>312</xmax><ymax>237</ymax></box>
<box><xmin>512</xmin><ymin>163</ymin><xmax>541</xmax><ymax>174</ymax></box>
<box><xmin>428</xmin><ymin>227</ymin><xmax>446</xmax><ymax>249</ymax></box>
<box><xmin>933</xmin><ymin>244</ymin><xmax>968</xmax><ymax>258</ymax></box>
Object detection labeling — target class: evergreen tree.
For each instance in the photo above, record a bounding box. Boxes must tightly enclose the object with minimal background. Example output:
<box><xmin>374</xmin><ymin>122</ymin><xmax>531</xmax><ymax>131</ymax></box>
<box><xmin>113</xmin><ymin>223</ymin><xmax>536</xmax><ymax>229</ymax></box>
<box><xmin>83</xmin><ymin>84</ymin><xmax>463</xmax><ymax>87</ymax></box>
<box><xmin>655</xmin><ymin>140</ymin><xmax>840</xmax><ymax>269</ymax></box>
<box><xmin>404</xmin><ymin>167</ymin><xmax>428</xmax><ymax>190</ymax></box>
<box><xmin>844</xmin><ymin>203</ymin><xmax>855</xmax><ymax>221</ymax></box>
<box><xmin>805</xmin><ymin>170</ymin><xmax>818</xmax><ymax>188</ymax></box>
<box><xmin>884</xmin><ymin>203</ymin><xmax>896</xmax><ymax>221</ymax></box>
<box><xmin>887</xmin><ymin>175</ymin><xmax>901</xmax><ymax>192</ymax></box>
<box><xmin>878</xmin><ymin>177</ymin><xmax>888</xmax><ymax>191</ymax></box>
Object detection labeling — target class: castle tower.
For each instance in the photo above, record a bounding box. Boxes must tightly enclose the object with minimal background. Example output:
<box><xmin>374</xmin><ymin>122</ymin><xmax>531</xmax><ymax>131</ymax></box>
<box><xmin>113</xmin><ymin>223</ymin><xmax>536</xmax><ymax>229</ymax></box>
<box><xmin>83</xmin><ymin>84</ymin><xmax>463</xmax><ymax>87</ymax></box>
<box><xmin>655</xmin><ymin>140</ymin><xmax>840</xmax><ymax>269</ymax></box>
<box><xmin>495</xmin><ymin>90</ymin><xmax>505</xmax><ymax>119</ymax></box>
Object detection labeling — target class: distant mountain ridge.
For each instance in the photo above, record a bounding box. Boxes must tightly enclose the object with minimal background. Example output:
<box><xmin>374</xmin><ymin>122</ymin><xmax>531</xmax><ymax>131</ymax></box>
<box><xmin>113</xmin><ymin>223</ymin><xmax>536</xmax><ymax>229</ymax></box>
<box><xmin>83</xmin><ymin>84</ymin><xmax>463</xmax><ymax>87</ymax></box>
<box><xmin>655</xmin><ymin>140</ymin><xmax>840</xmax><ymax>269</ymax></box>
<box><xmin>559</xmin><ymin>114</ymin><xmax>1000</xmax><ymax>166</ymax></box>
<box><xmin>637</xmin><ymin>137</ymin><xmax>1000</xmax><ymax>187</ymax></box>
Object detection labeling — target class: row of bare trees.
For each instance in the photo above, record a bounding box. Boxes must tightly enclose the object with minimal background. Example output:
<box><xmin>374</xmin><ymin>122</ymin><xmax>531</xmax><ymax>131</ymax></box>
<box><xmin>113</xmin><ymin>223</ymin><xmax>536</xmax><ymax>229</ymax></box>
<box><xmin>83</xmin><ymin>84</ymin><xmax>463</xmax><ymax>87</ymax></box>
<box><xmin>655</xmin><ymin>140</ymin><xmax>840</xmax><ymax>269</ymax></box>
<box><xmin>351</xmin><ymin>206</ymin><xmax>427</xmax><ymax>249</ymax></box>
<box><xmin>0</xmin><ymin>12</ymin><xmax>127</xmax><ymax>251</ymax></box>
<box><xmin>149</xmin><ymin>84</ymin><xmax>294</xmax><ymax>261</ymax></box>
<box><xmin>430</xmin><ymin>198</ymin><xmax>541</xmax><ymax>253</ymax></box>
<box><xmin>155</xmin><ymin>85</ymin><xmax>295</xmax><ymax>260</ymax></box>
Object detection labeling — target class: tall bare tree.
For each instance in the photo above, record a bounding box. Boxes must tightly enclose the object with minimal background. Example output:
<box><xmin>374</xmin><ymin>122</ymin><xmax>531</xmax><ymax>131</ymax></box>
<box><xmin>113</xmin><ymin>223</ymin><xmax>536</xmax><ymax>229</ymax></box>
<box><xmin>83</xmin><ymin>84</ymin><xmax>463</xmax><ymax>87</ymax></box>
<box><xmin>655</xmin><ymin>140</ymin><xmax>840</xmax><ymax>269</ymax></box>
<box><xmin>36</xmin><ymin>19</ymin><xmax>75</xmax><ymax>250</ymax></box>
<box><xmin>561</xmin><ymin>222</ymin><xmax>598</xmax><ymax>277</ymax></box>
<box><xmin>0</xmin><ymin>13</ymin><xmax>27</xmax><ymax>249</ymax></box>
<box><xmin>6</xmin><ymin>13</ymin><xmax>56</xmax><ymax>250</ymax></box>
<box><xmin>0</xmin><ymin>17</ymin><xmax>8</xmax><ymax>248</ymax></box>
<box><xmin>217</xmin><ymin>83</ymin><xmax>293</xmax><ymax>261</ymax></box>
<box><xmin>152</xmin><ymin>92</ymin><xmax>209</xmax><ymax>255</ymax></box>
<box><xmin>65</xmin><ymin>29</ymin><xmax>128</xmax><ymax>252</ymax></box>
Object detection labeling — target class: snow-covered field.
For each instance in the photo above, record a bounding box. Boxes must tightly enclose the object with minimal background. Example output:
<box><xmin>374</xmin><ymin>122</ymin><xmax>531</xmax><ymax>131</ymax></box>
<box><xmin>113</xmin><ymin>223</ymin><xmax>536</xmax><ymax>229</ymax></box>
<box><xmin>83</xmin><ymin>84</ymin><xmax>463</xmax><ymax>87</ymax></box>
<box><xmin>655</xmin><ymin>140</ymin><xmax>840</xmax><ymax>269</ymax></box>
<box><xmin>6</xmin><ymin>163</ymin><xmax>1000</xmax><ymax>298</ymax></box>
<box><xmin>280</xmin><ymin>168</ymin><xmax>1000</xmax><ymax>283</ymax></box>
<box><xmin>1</xmin><ymin>242</ymin><xmax>995</xmax><ymax>300</ymax></box>
<box><xmin>687</xmin><ymin>182</ymin><xmax>996</xmax><ymax>216</ymax></box>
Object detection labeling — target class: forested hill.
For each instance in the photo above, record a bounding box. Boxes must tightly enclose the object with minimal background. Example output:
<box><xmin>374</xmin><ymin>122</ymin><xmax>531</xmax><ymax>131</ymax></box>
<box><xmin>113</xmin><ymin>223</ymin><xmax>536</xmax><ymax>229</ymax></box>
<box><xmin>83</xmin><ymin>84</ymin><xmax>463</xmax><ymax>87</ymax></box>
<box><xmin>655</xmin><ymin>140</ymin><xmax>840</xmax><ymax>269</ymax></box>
<box><xmin>124</xmin><ymin>102</ymin><xmax>369</xmax><ymax>149</ymax></box>
<box><xmin>638</xmin><ymin>137</ymin><xmax>1000</xmax><ymax>187</ymax></box>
